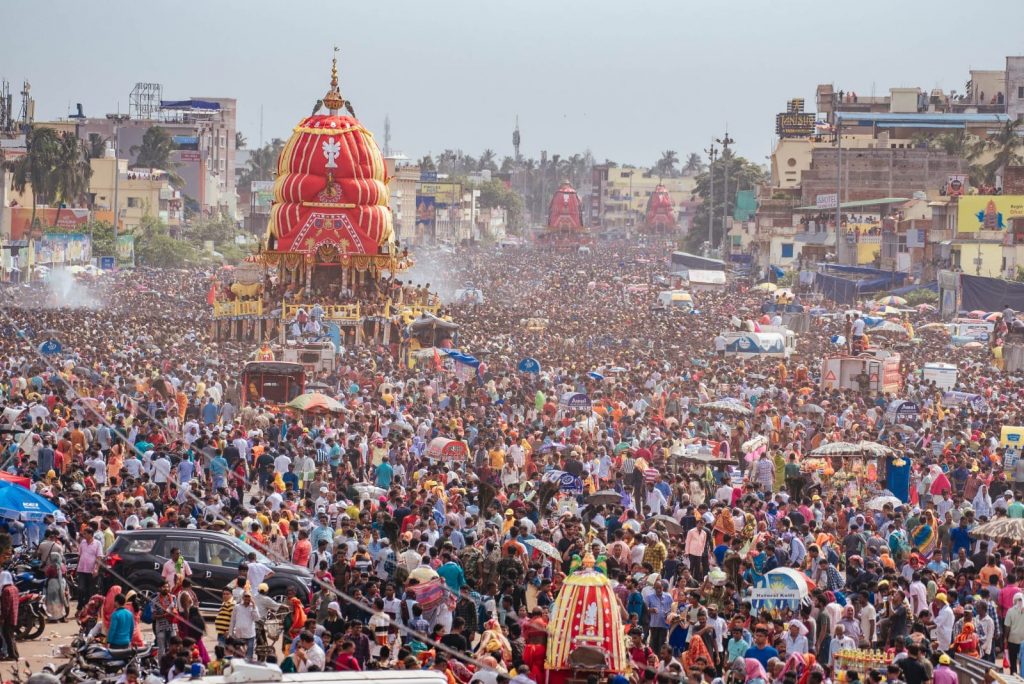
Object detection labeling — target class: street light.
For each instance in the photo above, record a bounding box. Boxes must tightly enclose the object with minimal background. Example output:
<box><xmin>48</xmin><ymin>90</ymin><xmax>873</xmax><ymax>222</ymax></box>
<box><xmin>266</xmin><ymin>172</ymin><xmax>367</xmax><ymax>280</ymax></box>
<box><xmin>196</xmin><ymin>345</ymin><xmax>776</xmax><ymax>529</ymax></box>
<box><xmin>715</xmin><ymin>130</ymin><xmax>735</xmax><ymax>254</ymax></box>
<box><xmin>106</xmin><ymin>113</ymin><xmax>130</xmax><ymax>240</ymax></box>
<box><xmin>704</xmin><ymin>142</ymin><xmax>718</xmax><ymax>248</ymax></box>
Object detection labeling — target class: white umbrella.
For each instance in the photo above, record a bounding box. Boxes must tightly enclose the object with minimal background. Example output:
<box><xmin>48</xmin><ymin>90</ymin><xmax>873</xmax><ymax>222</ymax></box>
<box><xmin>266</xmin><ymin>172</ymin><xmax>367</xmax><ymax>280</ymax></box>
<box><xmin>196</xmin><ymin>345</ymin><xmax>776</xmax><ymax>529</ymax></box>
<box><xmin>867</xmin><ymin>495</ymin><xmax>902</xmax><ymax>511</ymax></box>
<box><xmin>742</xmin><ymin>435</ymin><xmax>768</xmax><ymax>453</ymax></box>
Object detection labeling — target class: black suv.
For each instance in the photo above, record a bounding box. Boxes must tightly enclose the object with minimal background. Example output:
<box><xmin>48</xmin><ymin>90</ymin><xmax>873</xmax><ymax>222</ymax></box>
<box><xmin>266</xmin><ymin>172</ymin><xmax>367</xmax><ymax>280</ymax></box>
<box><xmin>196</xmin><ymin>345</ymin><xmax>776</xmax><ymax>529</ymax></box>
<box><xmin>100</xmin><ymin>529</ymin><xmax>314</xmax><ymax>610</ymax></box>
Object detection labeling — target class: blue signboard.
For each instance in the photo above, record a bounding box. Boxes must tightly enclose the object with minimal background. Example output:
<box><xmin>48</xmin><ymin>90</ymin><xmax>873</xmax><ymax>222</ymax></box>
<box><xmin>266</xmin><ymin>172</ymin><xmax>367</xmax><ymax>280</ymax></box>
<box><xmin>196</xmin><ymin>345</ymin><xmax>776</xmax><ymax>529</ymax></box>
<box><xmin>99</xmin><ymin>256</ymin><xmax>116</xmax><ymax>270</ymax></box>
<box><xmin>39</xmin><ymin>340</ymin><xmax>61</xmax><ymax>356</ymax></box>
<box><xmin>517</xmin><ymin>357</ymin><xmax>541</xmax><ymax>374</ymax></box>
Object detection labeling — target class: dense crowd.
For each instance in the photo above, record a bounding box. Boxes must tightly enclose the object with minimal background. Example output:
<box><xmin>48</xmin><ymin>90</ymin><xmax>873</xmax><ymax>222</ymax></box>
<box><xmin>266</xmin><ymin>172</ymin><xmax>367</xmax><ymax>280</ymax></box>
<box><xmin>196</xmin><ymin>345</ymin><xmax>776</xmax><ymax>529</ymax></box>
<box><xmin>1</xmin><ymin>240</ymin><xmax>1023</xmax><ymax>684</ymax></box>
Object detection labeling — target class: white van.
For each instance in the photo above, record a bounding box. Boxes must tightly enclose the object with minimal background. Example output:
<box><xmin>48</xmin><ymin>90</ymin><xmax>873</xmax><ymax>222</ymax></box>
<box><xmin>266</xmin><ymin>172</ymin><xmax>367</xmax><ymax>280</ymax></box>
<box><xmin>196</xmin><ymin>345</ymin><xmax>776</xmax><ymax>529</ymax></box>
<box><xmin>922</xmin><ymin>362</ymin><xmax>957</xmax><ymax>390</ymax></box>
<box><xmin>200</xmin><ymin>662</ymin><xmax>448</xmax><ymax>684</ymax></box>
<box><xmin>721</xmin><ymin>331</ymin><xmax>790</xmax><ymax>358</ymax></box>
<box><xmin>756</xmin><ymin>326</ymin><xmax>798</xmax><ymax>355</ymax></box>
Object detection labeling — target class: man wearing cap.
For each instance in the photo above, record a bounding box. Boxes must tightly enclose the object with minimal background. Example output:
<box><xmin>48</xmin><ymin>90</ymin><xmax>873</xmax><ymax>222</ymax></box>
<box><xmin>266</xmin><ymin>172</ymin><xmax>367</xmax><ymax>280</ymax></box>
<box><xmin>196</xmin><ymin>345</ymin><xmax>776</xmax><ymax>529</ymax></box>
<box><xmin>228</xmin><ymin>592</ymin><xmax>259</xmax><ymax>660</ymax></box>
<box><xmin>934</xmin><ymin>592</ymin><xmax>955</xmax><ymax>651</ymax></box>
<box><xmin>933</xmin><ymin>653</ymin><xmax>957</xmax><ymax>684</ymax></box>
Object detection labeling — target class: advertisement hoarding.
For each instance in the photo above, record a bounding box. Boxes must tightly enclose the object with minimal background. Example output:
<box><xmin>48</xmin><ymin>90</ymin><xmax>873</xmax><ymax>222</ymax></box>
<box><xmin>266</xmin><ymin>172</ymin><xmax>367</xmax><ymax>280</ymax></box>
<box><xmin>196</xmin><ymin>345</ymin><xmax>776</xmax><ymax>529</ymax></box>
<box><xmin>10</xmin><ymin>207</ymin><xmax>91</xmax><ymax>241</ymax></box>
<box><xmin>957</xmin><ymin>195</ymin><xmax>1024</xmax><ymax>232</ymax></box>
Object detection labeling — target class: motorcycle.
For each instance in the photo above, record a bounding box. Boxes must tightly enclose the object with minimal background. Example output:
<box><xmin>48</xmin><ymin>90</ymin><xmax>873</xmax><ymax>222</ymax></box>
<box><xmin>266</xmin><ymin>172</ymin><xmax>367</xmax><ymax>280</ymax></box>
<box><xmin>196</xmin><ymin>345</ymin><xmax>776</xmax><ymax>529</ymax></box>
<box><xmin>10</xmin><ymin>551</ymin><xmax>78</xmax><ymax>607</ymax></box>
<box><xmin>14</xmin><ymin>570</ymin><xmax>70</xmax><ymax>621</ymax></box>
<box><xmin>15</xmin><ymin>591</ymin><xmax>46</xmax><ymax>640</ymax></box>
<box><xmin>45</xmin><ymin>636</ymin><xmax>158</xmax><ymax>682</ymax></box>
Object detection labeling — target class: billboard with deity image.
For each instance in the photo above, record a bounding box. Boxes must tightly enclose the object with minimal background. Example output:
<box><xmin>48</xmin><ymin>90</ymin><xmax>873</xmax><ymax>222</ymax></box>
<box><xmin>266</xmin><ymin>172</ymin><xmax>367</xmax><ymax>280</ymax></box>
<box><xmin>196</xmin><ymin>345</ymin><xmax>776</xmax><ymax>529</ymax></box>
<box><xmin>957</xmin><ymin>195</ymin><xmax>1024</xmax><ymax>232</ymax></box>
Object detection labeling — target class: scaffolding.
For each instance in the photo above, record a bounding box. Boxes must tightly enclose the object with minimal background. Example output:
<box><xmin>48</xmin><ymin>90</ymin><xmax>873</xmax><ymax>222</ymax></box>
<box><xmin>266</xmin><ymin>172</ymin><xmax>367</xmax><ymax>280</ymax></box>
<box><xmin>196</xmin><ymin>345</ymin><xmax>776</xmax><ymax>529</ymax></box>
<box><xmin>129</xmin><ymin>82</ymin><xmax>162</xmax><ymax>120</ymax></box>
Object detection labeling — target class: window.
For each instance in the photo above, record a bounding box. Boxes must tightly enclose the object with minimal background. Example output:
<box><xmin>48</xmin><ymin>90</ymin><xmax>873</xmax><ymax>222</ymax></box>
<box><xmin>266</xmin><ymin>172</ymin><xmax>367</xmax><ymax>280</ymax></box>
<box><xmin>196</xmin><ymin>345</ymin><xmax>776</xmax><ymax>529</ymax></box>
<box><xmin>164</xmin><ymin>538</ymin><xmax>201</xmax><ymax>564</ymax></box>
<box><xmin>126</xmin><ymin>197</ymin><xmax>141</xmax><ymax>208</ymax></box>
<box><xmin>1018</xmin><ymin>86</ymin><xmax>1024</xmax><ymax>98</ymax></box>
<box><xmin>781</xmin><ymin>243</ymin><xmax>794</xmax><ymax>258</ymax></box>
<box><xmin>124</xmin><ymin>538</ymin><xmax>157</xmax><ymax>553</ymax></box>
<box><xmin>204</xmin><ymin>540</ymin><xmax>245</xmax><ymax>567</ymax></box>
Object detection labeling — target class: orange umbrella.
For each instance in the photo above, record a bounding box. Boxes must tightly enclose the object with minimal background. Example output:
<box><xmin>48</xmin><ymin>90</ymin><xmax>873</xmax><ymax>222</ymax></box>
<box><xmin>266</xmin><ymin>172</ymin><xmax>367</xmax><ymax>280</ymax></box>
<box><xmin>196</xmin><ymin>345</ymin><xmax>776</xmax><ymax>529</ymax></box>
<box><xmin>0</xmin><ymin>472</ymin><xmax>30</xmax><ymax>489</ymax></box>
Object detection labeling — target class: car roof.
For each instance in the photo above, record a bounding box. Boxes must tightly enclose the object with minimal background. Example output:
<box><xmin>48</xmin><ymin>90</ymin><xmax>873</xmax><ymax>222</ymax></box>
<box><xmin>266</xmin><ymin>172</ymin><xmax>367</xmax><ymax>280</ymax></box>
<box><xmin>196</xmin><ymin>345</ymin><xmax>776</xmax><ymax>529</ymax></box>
<box><xmin>115</xmin><ymin>528</ymin><xmax>236</xmax><ymax>542</ymax></box>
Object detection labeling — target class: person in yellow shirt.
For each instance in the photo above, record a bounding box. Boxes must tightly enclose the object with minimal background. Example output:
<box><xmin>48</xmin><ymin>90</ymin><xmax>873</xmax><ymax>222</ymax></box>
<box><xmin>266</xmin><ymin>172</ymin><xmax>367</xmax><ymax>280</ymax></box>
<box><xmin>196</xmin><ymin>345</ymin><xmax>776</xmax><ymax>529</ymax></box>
<box><xmin>488</xmin><ymin>443</ymin><xmax>505</xmax><ymax>470</ymax></box>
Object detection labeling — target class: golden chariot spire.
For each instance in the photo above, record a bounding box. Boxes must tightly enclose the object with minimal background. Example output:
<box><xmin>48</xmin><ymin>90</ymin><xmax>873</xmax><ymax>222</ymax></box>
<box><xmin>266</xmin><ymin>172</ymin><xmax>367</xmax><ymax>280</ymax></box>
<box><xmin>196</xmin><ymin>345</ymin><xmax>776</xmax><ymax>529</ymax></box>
<box><xmin>322</xmin><ymin>46</ymin><xmax>345</xmax><ymax>115</ymax></box>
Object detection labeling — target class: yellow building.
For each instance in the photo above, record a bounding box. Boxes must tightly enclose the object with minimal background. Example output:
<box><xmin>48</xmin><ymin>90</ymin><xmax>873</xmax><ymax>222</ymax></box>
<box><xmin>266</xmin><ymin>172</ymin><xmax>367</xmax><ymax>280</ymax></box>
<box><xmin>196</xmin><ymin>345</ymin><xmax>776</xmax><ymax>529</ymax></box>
<box><xmin>592</xmin><ymin>165</ymin><xmax>696</xmax><ymax>228</ymax></box>
<box><xmin>89</xmin><ymin>156</ymin><xmax>181</xmax><ymax>232</ymax></box>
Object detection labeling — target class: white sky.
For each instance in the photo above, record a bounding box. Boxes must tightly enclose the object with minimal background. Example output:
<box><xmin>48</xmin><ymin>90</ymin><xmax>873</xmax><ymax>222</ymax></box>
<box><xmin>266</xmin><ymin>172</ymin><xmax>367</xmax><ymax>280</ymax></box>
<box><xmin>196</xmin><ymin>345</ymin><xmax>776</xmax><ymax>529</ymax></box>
<box><xmin>4</xmin><ymin>0</ymin><xmax>1024</xmax><ymax>165</ymax></box>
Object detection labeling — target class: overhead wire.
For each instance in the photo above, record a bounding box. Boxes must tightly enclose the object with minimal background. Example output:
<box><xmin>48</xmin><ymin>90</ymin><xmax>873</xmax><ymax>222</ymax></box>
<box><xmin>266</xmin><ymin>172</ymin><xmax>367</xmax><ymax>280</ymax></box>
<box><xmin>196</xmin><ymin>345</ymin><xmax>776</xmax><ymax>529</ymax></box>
<box><xmin>0</xmin><ymin>285</ymin><xmax>685</xmax><ymax>683</ymax></box>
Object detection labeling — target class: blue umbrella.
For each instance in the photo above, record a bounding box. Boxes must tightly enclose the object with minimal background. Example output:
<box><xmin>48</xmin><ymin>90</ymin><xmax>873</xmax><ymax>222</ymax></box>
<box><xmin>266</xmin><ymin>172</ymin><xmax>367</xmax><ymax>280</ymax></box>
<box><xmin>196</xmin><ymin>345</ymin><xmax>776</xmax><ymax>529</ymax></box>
<box><xmin>0</xmin><ymin>482</ymin><xmax>60</xmax><ymax>522</ymax></box>
<box><xmin>587</xmin><ymin>371</ymin><xmax>605</xmax><ymax>381</ymax></box>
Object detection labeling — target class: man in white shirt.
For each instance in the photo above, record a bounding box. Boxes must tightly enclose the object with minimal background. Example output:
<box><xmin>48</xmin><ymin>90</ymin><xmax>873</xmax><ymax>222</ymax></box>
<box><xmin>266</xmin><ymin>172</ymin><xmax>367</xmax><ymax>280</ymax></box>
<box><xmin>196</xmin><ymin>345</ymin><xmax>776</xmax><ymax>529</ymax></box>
<box><xmin>295</xmin><ymin>631</ymin><xmax>325</xmax><ymax>672</ymax></box>
<box><xmin>85</xmin><ymin>453</ymin><xmax>107</xmax><ymax>486</ymax></box>
<box><xmin>151</xmin><ymin>453</ymin><xmax>172</xmax><ymax>488</ymax></box>
<box><xmin>273</xmin><ymin>452</ymin><xmax>292</xmax><ymax>475</ymax></box>
<box><xmin>228</xmin><ymin>592</ymin><xmax>259</xmax><ymax>660</ymax></box>
<box><xmin>645</xmin><ymin>482</ymin><xmax>667</xmax><ymax>516</ymax></box>
<box><xmin>232</xmin><ymin>435</ymin><xmax>249</xmax><ymax>463</ymax></box>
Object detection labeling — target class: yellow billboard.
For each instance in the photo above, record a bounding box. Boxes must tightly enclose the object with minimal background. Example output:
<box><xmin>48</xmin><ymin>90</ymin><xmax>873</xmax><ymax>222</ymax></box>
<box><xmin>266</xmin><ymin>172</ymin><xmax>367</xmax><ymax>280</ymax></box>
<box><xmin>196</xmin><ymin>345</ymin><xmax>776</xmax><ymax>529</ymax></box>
<box><xmin>1001</xmin><ymin>426</ymin><xmax>1024</xmax><ymax>448</ymax></box>
<box><xmin>957</xmin><ymin>195</ymin><xmax>1024</xmax><ymax>232</ymax></box>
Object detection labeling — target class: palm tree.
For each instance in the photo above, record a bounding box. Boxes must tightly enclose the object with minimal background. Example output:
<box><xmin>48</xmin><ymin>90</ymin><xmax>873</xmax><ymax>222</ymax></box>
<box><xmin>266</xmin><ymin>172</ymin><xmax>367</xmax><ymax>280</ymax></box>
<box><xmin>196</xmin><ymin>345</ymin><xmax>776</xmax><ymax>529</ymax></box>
<box><xmin>931</xmin><ymin>129</ymin><xmax>983</xmax><ymax>159</ymax></box>
<box><xmin>478</xmin><ymin>149</ymin><xmax>497</xmax><ymax>173</ymax></box>
<box><xmin>3</xmin><ymin>126</ymin><xmax>63</xmax><ymax>231</ymax></box>
<box><xmin>682</xmin><ymin>152</ymin><xmax>704</xmax><ymax>176</ymax></box>
<box><xmin>235</xmin><ymin>131</ymin><xmax>247</xmax><ymax>150</ymax></box>
<box><xmin>52</xmin><ymin>133</ymin><xmax>93</xmax><ymax>226</ymax></box>
<box><xmin>984</xmin><ymin>119</ymin><xmax>1024</xmax><ymax>188</ymax></box>
<box><xmin>238</xmin><ymin>138</ymin><xmax>284</xmax><ymax>186</ymax></box>
<box><xmin>87</xmin><ymin>133</ymin><xmax>108</xmax><ymax>159</ymax></box>
<box><xmin>653</xmin><ymin>150</ymin><xmax>679</xmax><ymax>178</ymax></box>
<box><xmin>435</xmin><ymin>149</ymin><xmax>458</xmax><ymax>174</ymax></box>
<box><xmin>131</xmin><ymin>126</ymin><xmax>183</xmax><ymax>186</ymax></box>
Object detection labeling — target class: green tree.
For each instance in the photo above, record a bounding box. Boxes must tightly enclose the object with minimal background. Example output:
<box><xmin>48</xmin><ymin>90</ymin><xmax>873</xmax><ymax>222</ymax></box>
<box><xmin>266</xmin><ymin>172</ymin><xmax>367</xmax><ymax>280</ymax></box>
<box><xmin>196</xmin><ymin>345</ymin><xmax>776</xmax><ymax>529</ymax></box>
<box><xmin>3</xmin><ymin>126</ymin><xmax>64</xmax><ymax>230</ymax></box>
<box><xmin>133</xmin><ymin>215</ymin><xmax>198</xmax><ymax>267</ymax></box>
<box><xmin>131</xmin><ymin>126</ymin><xmax>175</xmax><ymax>169</ymax></box>
<box><xmin>418</xmin><ymin>155</ymin><xmax>436</xmax><ymax>172</ymax></box>
<box><xmin>87</xmin><ymin>133</ymin><xmax>108</xmax><ymax>159</ymax></box>
<box><xmin>235</xmin><ymin>131</ymin><xmax>247</xmax><ymax>150</ymax></box>
<box><xmin>685</xmin><ymin>151</ymin><xmax>767</xmax><ymax>251</ymax></box>
<box><xmin>238</xmin><ymin>138</ymin><xmax>284</xmax><ymax>186</ymax></box>
<box><xmin>72</xmin><ymin>220</ymin><xmax>115</xmax><ymax>257</ymax></box>
<box><xmin>682</xmin><ymin>153</ymin><xmax>705</xmax><ymax>176</ymax></box>
<box><xmin>478</xmin><ymin>149</ymin><xmax>498</xmax><ymax>173</ymax></box>
<box><xmin>652</xmin><ymin>150</ymin><xmax>679</xmax><ymax>178</ymax></box>
<box><xmin>52</xmin><ymin>133</ymin><xmax>93</xmax><ymax>226</ymax></box>
<box><xmin>984</xmin><ymin>119</ymin><xmax>1024</xmax><ymax>187</ymax></box>
<box><xmin>192</xmin><ymin>213</ymin><xmax>239</xmax><ymax>244</ymax></box>
<box><xmin>477</xmin><ymin>178</ymin><xmax>525</xmax><ymax>234</ymax></box>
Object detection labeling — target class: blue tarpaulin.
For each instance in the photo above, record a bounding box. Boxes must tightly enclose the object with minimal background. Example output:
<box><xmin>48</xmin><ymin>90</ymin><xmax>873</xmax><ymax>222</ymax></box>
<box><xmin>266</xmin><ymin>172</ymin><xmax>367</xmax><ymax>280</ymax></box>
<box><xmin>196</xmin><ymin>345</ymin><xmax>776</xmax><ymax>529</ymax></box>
<box><xmin>813</xmin><ymin>265</ymin><xmax>909</xmax><ymax>304</ymax></box>
<box><xmin>160</xmin><ymin>99</ymin><xmax>221</xmax><ymax>111</ymax></box>
<box><xmin>441</xmin><ymin>349</ymin><xmax>480</xmax><ymax>368</ymax></box>
<box><xmin>890</xmin><ymin>282</ymin><xmax>938</xmax><ymax>296</ymax></box>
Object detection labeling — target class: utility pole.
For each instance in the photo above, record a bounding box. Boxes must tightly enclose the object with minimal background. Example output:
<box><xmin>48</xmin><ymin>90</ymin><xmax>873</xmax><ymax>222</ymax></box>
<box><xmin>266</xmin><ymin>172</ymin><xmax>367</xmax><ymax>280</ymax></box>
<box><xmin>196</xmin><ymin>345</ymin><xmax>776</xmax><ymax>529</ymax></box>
<box><xmin>716</xmin><ymin>130</ymin><xmax>735</xmax><ymax>256</ymax></box>
<box><xmin>835</xmin><ymin>117</ymin><xmax>843</xmax><ymax>264</ymax></box>
<box><xmin>107</xmin><ymin>113</ymin><xmax>130</xmax><ymax>241</ymax></box>
<box><xmin>704</xmin><ymin>142</ymin><xmax>718</xmax><ymax>250</ymax></box>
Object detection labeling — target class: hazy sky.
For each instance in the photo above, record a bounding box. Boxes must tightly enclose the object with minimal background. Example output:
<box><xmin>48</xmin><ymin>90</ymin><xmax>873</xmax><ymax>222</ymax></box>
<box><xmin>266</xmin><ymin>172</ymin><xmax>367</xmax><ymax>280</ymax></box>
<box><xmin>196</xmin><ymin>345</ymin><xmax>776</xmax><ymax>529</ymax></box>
<box><xmin>5</xmin><ymin>0</ymin><xmax>1024</xmax><ymax>167</ymax></box>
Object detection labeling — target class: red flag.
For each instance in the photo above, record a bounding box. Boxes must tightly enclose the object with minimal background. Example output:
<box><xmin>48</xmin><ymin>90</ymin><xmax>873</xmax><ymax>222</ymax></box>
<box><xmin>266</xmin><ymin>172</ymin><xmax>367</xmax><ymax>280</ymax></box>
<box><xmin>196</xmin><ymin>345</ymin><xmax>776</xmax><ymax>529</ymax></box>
<box><xmin>206</xmin><ymin>281</ymin><xmax>217</xmax><ymax>306</ymax></box>
<box><xmin>433</xmin><ymin>347</ymin><xmax>443</xmax><ymax>371</ymax></box>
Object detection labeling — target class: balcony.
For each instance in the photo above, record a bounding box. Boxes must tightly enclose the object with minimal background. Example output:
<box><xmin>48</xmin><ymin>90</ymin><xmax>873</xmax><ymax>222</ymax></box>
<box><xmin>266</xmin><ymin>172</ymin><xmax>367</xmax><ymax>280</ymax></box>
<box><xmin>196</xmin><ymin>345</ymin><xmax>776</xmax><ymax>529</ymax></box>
<box><xmin>213</xmin><ymin>300</ymin><xmax>263</xmax><ymax>319</ymax></box>
<box><xmin>282</xmin><ymin>302</ymin><xmax>360</xmax><ymax>321</ymax></box>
